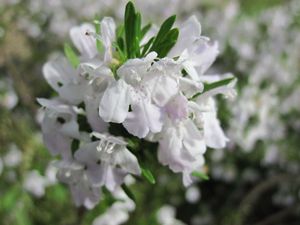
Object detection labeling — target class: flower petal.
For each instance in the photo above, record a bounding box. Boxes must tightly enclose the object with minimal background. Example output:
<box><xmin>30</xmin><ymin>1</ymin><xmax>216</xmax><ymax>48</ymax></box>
<box><xmin>99</xmin><ymin>79</ymin><xmax>132</xmax><ymax>123</ymax></box>
<box><xmin>70</xmin><ymin>23</ymin><xmax>97</xmax><ymax>59</ymax></box>
<box><xmin>123</xmin><ymin>100</ymin><xmax>163</xmax><ymax>138</ymax></box>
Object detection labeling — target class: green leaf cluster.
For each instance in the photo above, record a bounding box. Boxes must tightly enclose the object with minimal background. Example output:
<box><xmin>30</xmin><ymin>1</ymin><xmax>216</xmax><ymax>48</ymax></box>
<box><xmin>115</xmin><ymin>1</ymin><xmax>179</xmax><ymax>61</ymax></box>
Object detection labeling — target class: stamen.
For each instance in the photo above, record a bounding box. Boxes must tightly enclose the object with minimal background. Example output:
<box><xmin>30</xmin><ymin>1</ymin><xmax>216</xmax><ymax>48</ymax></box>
<box><xmin>106</xmin><ymin>143</ymin><xmax>116</xmax><ymax>154</ymax></box>
<box><xmin>96</xmin><ymin>139</ymin><xmax>105</xmax><ymax>152</ymax></box>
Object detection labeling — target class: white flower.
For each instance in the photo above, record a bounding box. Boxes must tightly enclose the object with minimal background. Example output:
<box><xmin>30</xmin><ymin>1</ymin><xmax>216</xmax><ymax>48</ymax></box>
<box><xmin>157</xmin><ymin>205</ymin><xmax>186</xmax><ymax>225</ymax></box>
<box><xmin>43</xmin><ymin>56</ymin><xmax>89</xmax><ymax>104</ymax></box>
<box><xmin>74</xmin><ymin>132</ymin><xmax>141</xmax><ymax>191</ymax></box>
<box><xmin>93</xmin><ymin>187</ymin><xmax>135</xmax><ymax>225</ymax></box>
<box><xmin>169</xmin><ymin>16</ymin><xmax>219</xmax><ymax>81</ymax></box>
<box><xmin>23</xmin><ymin>170</ymin><xmax>48</xmax><ymax>198</ymax></box>
<box><xmin>38</xmin><ymin>2</ymin><xmax>236</xmax><ymax>209</ymax></box>
<box><xmin>83</xmin><ymin>17</ymin><xmax>116</xmax><ymax>64</ymax></box>
<box><xmin>70</xmin><ymin>23</ymin><xmax>98</xmax><ymax>59</ymax></box>
<box><xmin>99</xmin><ymin>52</ymin><xmax>164</xmax><ymax>138</ymax></box>
<box><xmin>185</xmin><ymin>185</ymin><xmax>201</xmax><ymax>203</ymax></box>
<box><xmin>195</xmin><ymin>97</ymin><xmax>229</xmax><ymax>149</ymax></box>
<box><xmin>99</xmin><ymin>79</ymin><xmax>132</xmax><ymax>123</ymax></box>
<box><xmin>38</xmin><ymin>98</ymin><xmax>81</xmax><ymax>160</ymax></box>
<box><xmin>56</xmin><ymin>161</ymin><xmax>101</xmax><ymax>209</ymax></box>
<box><xmin>99</xmin><ymin>17</ymin><xmax>116</xmax><ymax>63</ymax></box>
<box><xmin>158</xmin><ymin>119</ymin><xmax>206</xmax><ymax>186</ymax></box>
<box><xmin>3</xmin><ymin>144</ymin><xmax>22</xmax><ymax>168</ymax></box>
<box><xmin>0</xmin><ymin>157</ymin><xmax>3</xmax><ymax>176</ymax></box>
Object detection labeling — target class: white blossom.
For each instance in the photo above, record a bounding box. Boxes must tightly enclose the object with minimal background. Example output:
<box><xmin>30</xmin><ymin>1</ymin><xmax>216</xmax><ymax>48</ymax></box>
<box><xmin>74</xmin><ymin>133</ymin><xmax>141</xmax><ymax>191</ymax></box>
<box><xmin>23</xmin><ymin>170</ymin><xmax>48</xmax><ymax>198</ymax></box>
<box><xmin>157</xmin><ymin>205</ymin><xmax>186</xmax><ymax>225</ymax></box>
<box><xmin>39</xmin><ymin>5</ymin><xmax>234</xmax><ymax>210</ymax></box>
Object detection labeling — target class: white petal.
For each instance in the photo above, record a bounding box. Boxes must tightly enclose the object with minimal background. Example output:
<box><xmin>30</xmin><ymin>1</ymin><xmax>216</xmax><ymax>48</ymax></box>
<box><xmin>123</xmin><ymin>100</ymin><xmax>163</xmax><ymax>138</ymax></box>
<box><xmin>70</xmin><ymin>23</ymin><xmax>97</xmax><ymax>59</ymax></box>
<box><xmin>144</xmin><ymin>72</ymin><xmax>178</xmax><ymax>107</ymax></box>
<box><xmin>169</xmin><ymin>16</ymin><xmax>202</xmax><ymax>57</ymax></box>
<box><xmin>101</xmin><ymin>17</ymin><xmax>116</xmax><ymax>63</ymax></box>
<box><xmin>96</xmin><ymin>164</ymin><xmax>126</xmax><ymax>192</ymax></box>
<box><xmin>43</xmin><ymin>57</ymin><xmax>87</xmax><ymax>104</ymax></box>
<box><xmin>203</xmin><ymin>112</ymin><xmax>228</xmax><ymax>149</ymax></box>
<box><xmin>114</xmin><ymin>147</ymin><xmax>141</xmax><ymax>175</ymax></box>
<box><xmin>85</xmin><ymin>97</ymin><xmax>109</xmax><ymax>133</ymax></box>
<box><xmin>101</xmin><ymin>17</ymin><xmax>116</xmax><ymax>48</ymax></box>
<box><xmin>74</xmin><ymin>142</ymin><xmax>99</xmax><ymax>165</ymax></box>
<box><xmin>183</xmin><ymin>119</ymin><xmax>206</xmax><ymax>155</ymax></box>
<box><xmin>43</xmin><ymin>57</ymin><xmax>75</xmax><ymax>92</ymax></box>
<box><xmin>158</xmin><ymin>125</ymin><xmax>186</xmax><ymax>172</ymax></box>
<box><xmin>193</xmin><ymin>40</ymin><xmax>219</xmax><ymax>75</ymax></box>
<box><xmin>182</xmin><ymin>60</ymin><xmax>199</xmax><ymax>81</ymax></box>
<box><xmin>99</xmin><ymin>79</ymin><xmax>132</xmax><ymax>123</ymax></box>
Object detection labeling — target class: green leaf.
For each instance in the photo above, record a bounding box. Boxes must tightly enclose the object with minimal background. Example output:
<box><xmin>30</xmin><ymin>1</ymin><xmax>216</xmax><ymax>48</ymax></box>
<box><xmin>121</xmin><ymin>184</ymin><xmax>135</xmax><ymax>202</ymax></box>
<box><xmin>134</xmin><ymin>12</ymin><xmax>142</xmax><ymax>57</ymax></box>
<box><xmin>2</xmin><ymin>185</ymin><xmax>20</xmax><ymax>210</ymax></box>
<box><xmin>124</xmin><ymin>1</ymin><xmax>137</xmax><ymax>58</ymax></box>
<box><xmin>135</xmin><ymin>12</ymin><xmax>142</xmax><ymax>39</ymax></box>
<box><xmin>191</xmin><ymin>171</ymin><xmax>210</xmax><ymax>180</ymax></box>
<box><xmin>152</xmin><ymin>15</ymin><xmax>176</xmax><ymax>48</ymax></box>
<box><xmin>149</xmin><ymin>16</ymin><xmax>179</xmax><ymax>57</ymax></box>
<box><xmin>64</xmin><ymin>43</ymin><xmax>80</xmax><ymax>68</ymax></box>
<box><xmin>141</xmin><ymin>167</ymin><xmax>156</xmax><ymax>184</ymax></box>
<box><xmin>141</xmin><ymin>23</ymin><xmax>152</xmax><ymax>39</ymax></box>
<box><xmin>154</xmin><ymin>28</ymin><xmax>179</xmax><ymax>58</ymax></box>
<box><xmin>141</xmin><ymin>36</ymin><xmax>155</xmax><ymax>56</ymax></box>
<box><xmin>126</xmin><ymin>138</ymin><xmax>140</xmax><ymax>151</ymax></box>
<box><xmin>189</xmin><ymin>77</ymin><xmax>235</xmax><ymax>100</ymax></box>
<box><xmin>117</xmin><ymin>37</ymin><xmax>125</xmax><ymax>51</ymax></box>
<box><xmin>203</xmin><ymin>77</ymin><xmax>235</xmax><ymax>92</ymax></box>
<box><xmin>116</xmin><ymin>24</ymin><xmax>125</xmax><ymax>38</ymax></box>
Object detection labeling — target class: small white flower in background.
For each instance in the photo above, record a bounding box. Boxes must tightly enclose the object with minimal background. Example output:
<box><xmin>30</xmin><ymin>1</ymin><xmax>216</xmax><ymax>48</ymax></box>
<box><xmin>185</xmin><ymin>185</ymin><xmax>201</xmax><ymax>203</ymax></box>
<box><xmin>0</xmin><ymin>78</ymin><xmax>19</xmax><ymax>110</ymax></box>
<box><xmin>0</xmin><ymin>157</ymin><xmax>3</xmax><ymax>176</ymax></box>
<box><xmin>93</xmin><ymin>187</ymin><xmax>135</xmax><ymax>225</ymax></box>
<box><xmin>157</xmin><ymin>205</ymin><xmax>186</xmax><ymax>225</ymax></box>
<box><xmin>23</xmin><ymin>170</ymin><xmax>48</xmax><ymax>198</ymax></box>
<box><xmin>23</xmin><ymin>164</ymin><xmax>58</xmax><ymax>198</ymax></box>
<box><xmin>39</xmin><ymin>1</ymin><xmax>235</xmax><ymax>214</ymax></box>
<box><xmin>3</xmin><ymin>144</ymin><xmax>23</xmax><ymax>168</ymax></box>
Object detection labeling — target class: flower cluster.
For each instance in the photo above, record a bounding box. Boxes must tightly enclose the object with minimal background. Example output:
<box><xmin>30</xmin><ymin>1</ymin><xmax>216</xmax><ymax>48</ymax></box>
<box><xmin>39</xmin><ymin>2</ymin><xmax>235</xmax><ymax>209</ymax></box>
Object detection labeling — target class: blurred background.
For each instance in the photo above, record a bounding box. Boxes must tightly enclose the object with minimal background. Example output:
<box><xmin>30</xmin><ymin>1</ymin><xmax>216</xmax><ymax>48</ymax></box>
<box><xmin>0</xmin><ymin>0</ymin><xmax>300</xmax><ymax>224</ymax></box>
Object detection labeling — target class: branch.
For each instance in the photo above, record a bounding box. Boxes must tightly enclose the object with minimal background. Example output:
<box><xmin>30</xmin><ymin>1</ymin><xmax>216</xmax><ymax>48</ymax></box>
<box><xmin>252</xmin><ymin>204</ymin><xmax>300</xmax><ymax>225</ymax></box>
<box><xmin>234</xmin><ymin>174</ymin><xmax>299</xmax><ymax>225</ymax></box>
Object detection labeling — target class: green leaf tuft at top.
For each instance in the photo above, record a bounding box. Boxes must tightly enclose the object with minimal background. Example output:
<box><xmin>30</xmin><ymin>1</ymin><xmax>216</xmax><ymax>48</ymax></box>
<box><xmin>114</xmin><ymin>1</ymin><xmax>179</xmax><ymax>61</ymax></box>
<box><xmin>124</xmin><ymin>1</ymin><xmax>141</xmax><ymax>58</ymax></box>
